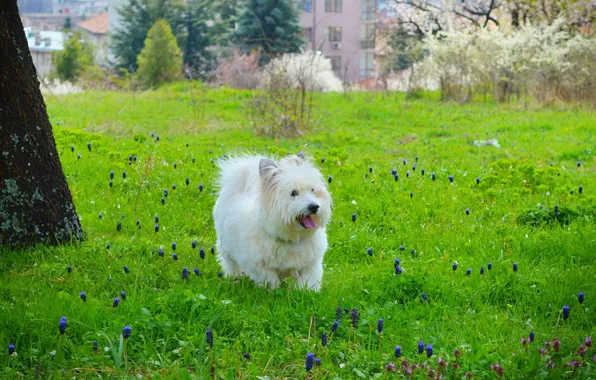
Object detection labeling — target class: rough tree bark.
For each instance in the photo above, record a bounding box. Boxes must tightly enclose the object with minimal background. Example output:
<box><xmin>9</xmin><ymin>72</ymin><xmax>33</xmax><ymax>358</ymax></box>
<box><xmin>0</xmin><ymin>1</ymin><xmax>83</xmax><ymax>246</ymax></box>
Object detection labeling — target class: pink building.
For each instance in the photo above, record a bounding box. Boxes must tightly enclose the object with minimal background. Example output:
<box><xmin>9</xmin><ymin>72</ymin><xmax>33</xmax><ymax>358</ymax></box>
<box><xmin>297</xmin><ymin>0</ymin><xmax>376</xmax><ymax>83</ymax></box>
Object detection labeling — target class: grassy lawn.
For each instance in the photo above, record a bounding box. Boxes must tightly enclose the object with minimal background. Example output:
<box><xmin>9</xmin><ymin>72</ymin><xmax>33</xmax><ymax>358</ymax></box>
<box><xmin>1</xmin><ymin>85</ymin><xmax>595</xmax><ymax>378</ymax></box>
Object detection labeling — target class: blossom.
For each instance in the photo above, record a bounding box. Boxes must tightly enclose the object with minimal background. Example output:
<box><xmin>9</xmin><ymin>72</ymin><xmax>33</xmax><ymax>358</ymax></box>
<box><xmin>395</xmin><ymin>346</ymin><xmax>402</xmax><ymax>357</ymax></box>
<box><xmin>377</xmin><ymin>318</ymin><xmax>384</xmax><ymax>333</ymax></box>
<box><xmin>123</xmin><ymin>326</ymin><xmax>131</xmax><ymax>339</ymax></box>
<box><xmin>331</xmin><ymin>321</ymin><xmax>339</xmax><ymax>332</ymax></box>
<box><xmin>562</xmin><ymin>305</ymin><xmax>570</xmax><ymax>319</ymax></box>
<box><xmin>182</xmin><ymin>267</ymin><xmax>189</xmax><ymax>280</ymax></box>
<box><xmin>305</xmin><ymin>353</ymin><xmax>314</xmax><ymax>371</ymax></box>
<box><xmin>322</xmin><ymin>332</ymin><xmax>327</xmax><ymax>347</ymax></box>
<box><xmin>418</xmin><ymin>341</ymin><xmax>424</xmax><ymax>354</ymax></box>
<box><xmin>351</xmin><ymin>308</ymin><xmax>359</xmax><ymax>329</ymax></box>
<box><xmin>426</xmin><ymin>344</ymin><xmax>433</xmax><ymax>357</ymax></box>
<box><xmin>59</xmin><ymin>317</ymin><xmax>67</xmax><ymax>335</ymax></box>
<box><xmin>80</xmin><ymin>292</ymin><xmax>86</xmax><ymax>302</ymax></box>
<box><xmin>113</xmin><ymin>297</ymin><xmax>120</xmax><ymax>307</ymax></box>
<box><xmin>385</xmin><ymin>362</ymin><xmax>396</xmax><ymax>372</ymax></box>
<box><xmin>578</xmin><ymin>292</ymin><xmax>584</xmax><ymax>304</ymax></box>
<box><xmin>206</xmin><ymin>328</ymin><xmax>213</xmax><ymax>347</ymax></box>
<box><xmin>8</xmin><ymin>344</ymin><xmax>15</xmax><ymax>355</ymax></box>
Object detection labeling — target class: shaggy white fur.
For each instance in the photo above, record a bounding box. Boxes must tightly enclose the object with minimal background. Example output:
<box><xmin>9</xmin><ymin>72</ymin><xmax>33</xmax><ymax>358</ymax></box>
<box><xmin>213</xmin><ymin>154</ymin><xmax>332</xmax><ymax>291</ymax></box>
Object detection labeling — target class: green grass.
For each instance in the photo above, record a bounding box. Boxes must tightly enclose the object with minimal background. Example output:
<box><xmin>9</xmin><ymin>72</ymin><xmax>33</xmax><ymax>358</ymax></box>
<box><xmin>1</xmin><ymin>85</ymin><xmax>595</xmax><ymax>379</ymax></box>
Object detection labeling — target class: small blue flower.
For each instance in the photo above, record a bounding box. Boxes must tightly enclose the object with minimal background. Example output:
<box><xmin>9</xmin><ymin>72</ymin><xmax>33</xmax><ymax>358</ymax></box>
<box><xmin>172</xmin><ymin>242</ymin><xmax>177</xmax><ymax>251</ymax></box>
<box><xmin>403</xmin><ymin>160</ymin><xmax>406</xmax><ymax>166</ymax></box>
<box><xmin>336</xmin><ymin>307</ymin><xmax>342</xmax><ymax>321</ymax></box>
<box><xmin>395</xmin><ymin>346</ymin><xmax>401</xmax><ymax>357</ymax></box>
<box><xmin>432</xmin><ymin>173</ymin><xmax>436</xmax><ymax>181</ymax></box>
<box><xmin>579</xmin><ymin>185</ymin><xmax>583</xmax><ymax>194</ymax></box>
<box><xmin>563</xmin><ymin>305</ymin><xmax>570</xmax><ymax>319</ymax></box>
<box><xmin>173</xmin><ymin>162</ymin><xmax>177</xmax><ymax>169</ymax></box>
<box><xmin>466</xmin><ymin>269</ymin><xmax>471</xmax><ymax>276</ymax></box>
<box><xmin>70</xmin><ymin>145</ymin><xmax>74</xmax><ymax>152</ymax></box>
<box><xmin>418</xmin><ymin>340</ymin><xmax>424</xmax><ymax>354</ymax></box>
<box><xmin>377</xmin><ymin>318</ymin><xmax>384</xmax><ymax>333</ymax></box>
<box><xmin>67</xmin><ymin>265</ymin><xmax>72</xmax><ymax>274</ymax></box>
<box><xmin>412</xmin><ymin>165</ymin><xmax>416</xmax><ymax>171</ymax></box>
<box><xmin>449</xmin><ymin>175</ymin><xmax>454</xmax><ymax>183</ymax></box>
<box><xmin>577</xmin><ymin>160</ymin><xmax>581</xmax><ymax>168</ymax></box>
<box><xmin>466</xmin><ymin>208</ymin><xmax>470</xmax><ymax>215</ymax></box>
<box><xmin>59</xmin><ymin>317</ymin><xmax>67</xmax><ymax>335</ymax></box>
<box><xmin>453</xmin><ymin>262</ymin><xmax>458</xmax><ymax>271</ymax></box>
<box><xmin>328</xmin><ymin>175</ymin><xmax>333</xmax><ymax>184</ymax></box>
<box><xmin>211</xmin><ymin>246</ymin><xmax>215</xmax><ymax>255</ymax></box>
<box><xmin>476</xmin><ymin>177</ymin><xmax>480</xmax><ymax>185</ymax></box>
<box><xmin>80</xmin><ymin>292</ymin><xmax>86</xmax><ymax>302</ymax></box>
<box><xmin>421</xmin><ymin>292</ymin><xmax>429</xmax><ymax>301</ymax></box>
<box><xmin>200</xmin><ymin>247</ymin><xmax>205</xmax><ymax>259</ymax></box>
<box><xmin>513</xmin><ymin>262</ymin><xmax>518</xmax><ymax>272</ymax></box>
<box><xmin>123</xmin><ymin>266</ymin><xmax>130</xmax><ymax>274</ymax></box>
<box><xmin>394</xmin><ymin>173</ymin><xmax>399</xmax><ymax>181</ymax></box>
<box><xmin>192</xmin><ymin>157</ymin><xmax>195</xmax><ymax>163</ymax></box>
<box><xmin>99</xmin><ymin>213</ymin><xmax>103</xmax><ymax>219</ymax></box>
<box><xmin>87</xmin><ymin>142</ymin><xmax>91</xmax><ymax>151</ymax></box>
<box><xmin>322</xmin><ymin>332</ymin><xmax>328</xmax><ymax>347</ymax></box>
<box><xmin>172</xmin><ymin>253</ymin><xmax>178</xmax><ymax>261</ymax></box>
<box><xmin>579</xmin><ymin>292</ymin><xmax>584</xmax><ymax>304</ymax></box>
<box><xmin>331</xmin><ymin>321</ymin><xmax>339</xmax><ymax>332</ymax></box>
<box><xmin>155</xmin><ymin>224</ymin><xmax>159</xmax><ymax>233</ymax></box>
<box><xmin>192</xmin><ymin>241</ymin><xmax>196</xmax><ymax>249</ymax></box>
<box><xmin>351</xmin><ymin>308</ymin><xmax>359</xmax><ymax>329</ymax></box>
<box><xmin>164</xmin><ymin>189</ymin><xmax>168</xmax><ymax>197</ymax></box>
<box><xmin>116</xmin><ymin>222</ymin><xmax>122</xmax><ymax>231</ymax></box>
<box><xmin>93</xmin><ymin>340</ymin><xmax>98</xmax><ymax>352</ymax></box>
<box><xmin>218</xmin><ymin>271</ymin><xmax>223</xmax><ymax>278</ymax></box>
<box><xmin>366</xmin><ymin>248</ymin><xmax>373</xmax><ymax>256</ymax></box>
<box><xmin>394</xmin><ymin>258</ymin><xmax>400</xmax><ymax>267</ymax></box>
<box><xmin>113</xmin><ymin>297</ymin><xmax>120</xmax><ymax>307</ymax></box>
<box><xmin>399</xmin><ymin>245</ymin><xmax>405</xmax><ymax>251</ymax></box>
<box><xmin>206</xmin><ymin>328</ymin><xmax>213</xmax><ymax>347</ymax></box>
<box><xmin>392</xmin><ymin>169</ymin><xmax>397</xmax><ymax>175</ymax></box>
<box><xmin>480</xmin><ymin>267</ymin><xmax>485</xmax><ymax>275</ymax></box>
<box><xmin>242</xmin><ymin>353</ymin><xmax>251</xmax><ymax>360</ymax></box>
<box><xmin>194</xmin><ymin>268</ymin><xmax>201</xmax><ymax>276</ymax></box>
<box><xmin>122</xmin><ymin>171</ymin><xmax>126</xmax><ymax>179</ymax></box>
<box><xmin>161</xmin><ymin>198</ymin><xmax>165</xmax><ymax>205</ymax></box>
<box><xmin>421</xmin><ymin>169</ymin><xmax>425</xmax><ymax>176</ymax></box>
<box><xmin>155</xmin><ymin>216</ymin><xmax>159</xmax><ymax>223</ymax></box>
<box><xmin>121</xmin><ymin>291</ymin><xmax>126</xmax><ymax>300</ymax></box>
<box><xmin>182</xmin><ymin>267</ymin><xmax>189</xmax><ymax>280</ymax></box>
<box><xmin>110</xmin><ymin>171</ymin><xmax>114</xmax><ymax>179</ymax></box>
<box><xmin>77</xmin><ymin>154</ymin><xmax>81</xmax><ymax>159</ymax></box>
<box><xmin>123</xmin><ymin>326</ymin><xmax>131</xmax><ymax>339</ymax></box>
<box><xmin>186</xmin><ymin>178</ymin><xmax>190</xmax><ymax>186</ymax></box>
<box><xmin>352</xmin><ymin>213</ymin><xmax>357</xmax><ymax>222</ymax></box>
<box><xmin>554</xmin><ymin>205</ymin><xmax>559</xmax><ymax>216</ymax></box>
<box><xmin>488</xmin><ymin>262</ymin><xmax>492</xmax><ymax>270</ymax></box>
<box><xmin>321</xmin><ymin>157</ymin><xmax>325</xmax><ymax>163</ymax></box>
<box><xmin>395</xmin><ymin>266</ymin><xmax>402</xmax><ymax>274</ymax></box>
<box><xmin>529</xmin><ymin>331</ymin><xmax>535</xmax><ymax>342</ymax></box>
<box><xmin>315</xmin><ymin>357</ymin><xmax>321</xmax><ymax>366</ymax></box>
<box><xmin>369</xmin><ymin>166</ymin><xmax>373</xmax><ymax>173</ymax></box>
<box><xmin>199</xmin><ymin>184</ymin><xmax>204</xmax><ymax>192</ymax></box>
<box><xmin>172</xmin><ymin>184</ymin><xmax>176</xmax><ymax>190</ymax></box>
<box><xmin>306</xmin><ymin>353</ymin><xmax>314</xmax><ymax>371</ymax></box>
<box><xmin>426</xmin><ymin>344</ymin><xmax>433</xmax><ymax>357</ymax></box>
<box><xmin>415</xmin><ymin>156</ymin><xmax>418</xmax><ymax>162</ymax></box>
<box><xmin>406</xmin><ymin>171</ymin><xmax>410</xmax><ymax>178</ymax></box>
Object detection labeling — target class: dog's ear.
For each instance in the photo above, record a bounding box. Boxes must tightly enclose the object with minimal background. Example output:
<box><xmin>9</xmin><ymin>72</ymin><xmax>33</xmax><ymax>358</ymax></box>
<box><xmin>259</xmin><ymin>159</ymin><xmax>277</xmax><ymax>179</ymax></box>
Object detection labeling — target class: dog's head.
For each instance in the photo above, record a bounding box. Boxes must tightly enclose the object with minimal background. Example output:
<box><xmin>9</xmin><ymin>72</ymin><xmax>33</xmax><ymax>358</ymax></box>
<box><xmin>259</xmin><ymin>155</ymin><xmax>332</xmax><ymax>238</ymax></box>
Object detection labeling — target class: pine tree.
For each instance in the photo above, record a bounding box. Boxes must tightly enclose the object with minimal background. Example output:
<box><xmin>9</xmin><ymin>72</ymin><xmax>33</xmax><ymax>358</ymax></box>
<box><xmin>63</xmin><ymin>16</ymin><xmax>72</xmax><ymax>31</ymax></box>
<box><xmin>53</xmin><ymin>31</ymin><xmax>94</xmax><ymax>82</ymax></box>
<box><xmin>136</xmin><ymin>19</ymin><xmax>182</xmax><ymax>87</ymax></box>
<box><xmin>111</xmin><ymin>0</ymin><xmax>185</xmax><ymax>72</ymax></box>
<box><xmin>232</xmin><ymin>0</ymin><xmax>304</xmax><ymax>64</ymax></box>
<box><xmin>183</xmin><ymin>0</ymin><xmax>213</xmax><ymax>78</ymax></box>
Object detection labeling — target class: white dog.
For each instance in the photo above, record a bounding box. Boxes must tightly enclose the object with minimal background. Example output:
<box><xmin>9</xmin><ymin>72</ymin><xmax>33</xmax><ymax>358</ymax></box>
<box><xmin>213</xmin><ymin>154</ymin><xmax>332</xmax><ymax>291</ymax></box>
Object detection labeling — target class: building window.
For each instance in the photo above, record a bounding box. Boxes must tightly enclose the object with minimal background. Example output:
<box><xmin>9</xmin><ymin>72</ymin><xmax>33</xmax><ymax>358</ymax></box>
<box><xmin>360</xmin><ymin>23</ymin><xmax>375</xmax><ymax>49</ymax></box>
<box><xmin>325</xmin><ymin>0</ymin><xmax>342</xmax><ymax>12</ymax></box>
<box><xmin>360</xmin><ymin>52</ymin><xmax>374</xmax><ymax>78</ymax></box>
<box><xmin>361</xmin><ymin>0</ymin><xmax>376</xmax><ymax>21</ymax></box>
<box><xmin>297</xmin><ymin>0</ymin><xmax>312</xmax><ymax>12</ymax></box>
<box><xmin>328</xmin><ymin>56</ymin><xmax>342</xmax><ymax>72</ymax></box>
<box><xmin>303</xmin><ymin>27</ymin><xmax>313</xmax><ymax>41</ymax></box>
<box><xmin>327</xmin><ymin>26</ymin><xmax>341</xmax><ymax>42</ymax></box>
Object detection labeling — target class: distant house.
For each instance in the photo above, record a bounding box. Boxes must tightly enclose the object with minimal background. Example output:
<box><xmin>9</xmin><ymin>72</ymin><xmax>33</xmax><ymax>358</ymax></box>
<box><xmin>24</xmin><ymin>27</ymin><xmax>64</xmax><ymax>77</ymax></box>
<box><xmin>76</xmin><ymin>12</ymin><xmax>108</xmax><ymax>66</ymax></box>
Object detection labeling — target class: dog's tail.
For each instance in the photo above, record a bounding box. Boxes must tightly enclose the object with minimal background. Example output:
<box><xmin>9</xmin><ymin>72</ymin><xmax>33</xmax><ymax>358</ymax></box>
<box><xmin>215</xmin><ymin>155</ymin><xmax>265</xmax><ymax>201</ymax></box>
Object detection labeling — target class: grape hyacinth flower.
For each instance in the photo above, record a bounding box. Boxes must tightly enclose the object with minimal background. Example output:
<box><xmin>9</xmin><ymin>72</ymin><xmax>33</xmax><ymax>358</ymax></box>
<box><xmin>122</xmin><ymin>171</ymin><xmax>126</xmax><ymax>179</ymax></box>
<box><xmin>306</xmin><ymin>353</ymin><xmax>314</xmax><ymax>371</ymax></box>
<box><xmin>395</xmin><ymin>346</ymin><xmax>402</xmax><ymax>358</ymax></box>
<box><xmin>158</xmin><ymin>248</ymin><xmax>164</xmax><ymax>257</ymax></box>
<box><xmin>432</xmin><ymin>173</ymin><xmax>436</xmax><ymax>181</ymax></box>
<box><xmin>200</xmin><ymin>247</ymin><xmax>205</xmax><ymax>259</ymax></box>
<box><xmin>186</xmin><ymin>178</ymin><xmax>190</xmax><ymax>186</ymax></box>
<box><xmin>554</xmin><ymin>205</ymin><xmax>559</xmax><ymax>216</ymax></box>
<box><xmin>161</xmin><ymin>198</ymin><xmax>165</xmax><ymax>205</ymax></box>
<box><xmin>172</xmin><ymin>242</ymin><xmax>177</xmax><ymax>251</ymax></box>
<box><xmin>336</xmin><ymin>307</ymin><xmax>342</xmax><ymax>321</ymax></box>
<box><xmin>77</xmin><ymin>154</ymin><xmax>81</xmax><ymax>159</ymax></box>
<box><xmin>366</xmin><ymin>248</ymin><xmax>373</xmax><ymax>256</ymax></box>
<box><xmin>369</xmin><ymin>166</ymin><xmax>373</xmax><ymax>173</ymax></box>
<box><xmin>351</xmin><ymin>308</ymin><xmax>359</xmax><ymax>329</ymax></box>
<box><xmin>93</xmin><ymin>340</ymin><xmax>98</xmax><ymax>352</ymax></box>
<box><xmin>315</xmin><ymin>357</ymin><xmax>321</xmax><ymax>366</ymax></box>
<box><xmin>392</xmin><ymin>169</ymin><xmax>397</xmax><ymax>175</ymax></box>
<box><xmin>513</xmin><ymin>262</ymin><xmax>518</xmax><ymax>272</ymax></box>
<box><xmin>9</xmin><ymin>344</ymin><xmax>15</xmax><ymax>355</ymax></box>
<box><xmin>194</xmin><ymin>268</ymin><xmax>201</xmax><ymax>276</ymax></box>
<box><xmin>123</xmin><ymin>266</ymin><xmax>130</xmax><ymax>274</ymax></box>
<box><xmin>578</xmin><ymin>292</ymin><xmax>584</xmax><ymax>304</ymax></box>
<box><xmin>123</xmin><ymin>326</ymin><xmax>131</xmax><ymax>339</ymax></box>
<box><xmin>466</xmin><ymin>269</ymin><xmax>471</xmax><ymax>276</ymax></box>
<box><xmin>377</xmin><ymin>318</ymin><xmax>384</xmax><ymax>333</ymax></box>
<box><xmin>476</xmin><ymin>177</ymin><xmax>480</xmax><ymax>185</ymax></box>
<box><xmin>80</xmin><ymin>292</ymin><xmax>86</xmax><ymax>302</ymax></box>
<box><xmin>59</xmin><ymin>317</ymin><xmax>67</xmax><ymax>335</ymax></box>
<box><xmin>421</xmin><ymin>292</ymin><xmax>429</xmax><ymax>301</ymax></box>
<box><xmin>321</xmin><ymin>157</ymin><xmax>325</xmax><ymax>163</ymax></box>
<box><xmin>453</xmin><ymin>262</ymin><xmax>458</xmax><ymax>271</ymax></box>
<box><xmin>421</xmin><ymin>168</ymin><xmax>425</xmax><ymax>176</ymax></box>
<box><xmin>480</xmin><ymin>267</ymin><xmax>485</xmax><ymax>275</ymax></box>
<box><xmin>394</xmin><ymin>174</ymin><xmax>399</xmax><ymax>181</ymax></box>
<box><xmin>577</xmin><ymin>160</ymin><xmax>581</xmax><ymax>168</ymax></box>
<box><xmin>87</xmin><ymin>142</ymin><xmax>92</xmax><ymax>151</ymax></box>
<box><xmin>418</xmin><ymin>341</ymin><xmax>424</xmax><ymax>354</ymax></box>
<box><xmin>99</xmin><ymin>213</ymin><xmax>102</xmax><ymax>219</ymax></box>
<box><xmin>529</xmin><ymin>331</ymin><xmax>535</xmax><ymax>342</ymax></box>
<box><xmin>182</xmin><ymin>267</ymin><xmax>189</xmax><ymax>280</ymax></box>
<box><xmin>488</xmin><ymin>262</ymin><xmax>492</xmax><ymax>270</ymax></box>
<box><xmin>466</xmin><ymin>208</ymin><xmax>470</xmax><ymax>215</ymax></box>
<box><xmin>400</xmin><ymin>245</ymin><xmax>405</xmax><ymax>251</ymax></box>
<box><xmin>579</xmin><ymin>185</ymin><xmax>583</xmax><ymax>194</ymax></box>
<box><xmin>110</xmin><ymin>171</ymin><xmax>114</xmax><ymax>179</ymax></box>
<box><xmin>412</xmin><ymin>165</ymin><xmax>416</xmax><ymax>171</ymax></box>
<box><xmin>410</xmin><ymin>192</ymin><xmax>413</xmax><ymax>198</ymax></box>
<box><xmin>113</xmin><ymin>297</ymin><xmax>120</xmax><ymax>307</ymax></box>
<box><xmin>352</xmin><ymin>213</ymin><xmax>356</xmax><ymax>222</ymax></box>
<box><xmin>70</xmin><ymin>145</ymin><xmax>75</xmax><ymax>152</ymax></box>
<box><xmin>242</xmin><ymin>353</ymin><xmax>251</xmax><ymax>360</ymax></box>
<box><xmin>172</xmin><ymin>184</ymin><xmax>176</xmax><ymax>190</ymax></box>
<box><xmin>218</xmin><ymin>271</ymin><xmax>223</xmax><ymax>278</ymax></box>
<box><xmin>117</xmin><ymin>222</ymin><xmax>122</xmax><ymax>231</ymax></box>
<box><xmin>406</xmin><ymin>171</ymin><xmax>409</xmax><ymax>178</ymax></box>
<box><xmin>67</xmin><ymin>265</ymin><xmax>72</xmax><ymax>274</ymax></box>
<box><xmin>206</xmin><ymin>328</ymin><xmax>213</xmax><ymax>347</ymax></box>
<box><xmin>164</xmin><ymin>189</ymin><xmax>169</xmax><ymax>197</ymax></box>
<box><xmin>449</xmin><ymin>175</ymin><xmax>454</xmax><ymax>183</ymax></box>
<box><xmin>322</xmin><ymin>332</ymin><xmax>328</xmax><ymax>347</ymax></box>
<box><xmin>199</xmin><ymin>184</ymin><xmax>204</xmax><ymax>192</ymax></box>
<box><xmin>172</xmin><ymin>253</ymin><xmax>178</xmax><ymax>261</ymax></box>
<box><xmin>173</xmin><ymin>162</ymin><xmax>177</xmax><ymax>169</ymax></box>
<box><xmin>403</xmin><ymin>160</ymin><xmax>407</xmax><ymax>165</ymax></box>
<box><xmin>328</xmin><ymin>176</ymin><xmax>333</xmax><ymax>184</ymax></box>
<box><xmin>121</xmin><ymin>291</ymin><xmax>126</xmax><ymax>300</ymax></box>
<box><xmin>331</xmin><ymin>321</ymin><xmax>339</xmax><ymax>332</ymax></box>
<box><xmin>211</xmin><ymin>246</ymin><xmax>215</xmax><ymax>254</ymax></box>
<box><xmin>563</xmin><ymin>305</ymin><xmax>570</xmax><ymax>320</ymax></box>
<box><xmin>192</xmin><ymin>241</ymin><xmax>197</xmax><ymax>249</ymax></box>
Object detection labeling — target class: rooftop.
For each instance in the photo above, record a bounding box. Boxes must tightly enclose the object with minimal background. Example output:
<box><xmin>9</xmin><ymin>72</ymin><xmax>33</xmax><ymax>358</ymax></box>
<box><xmin>77</xmin><ymin>12</ymin><xmax>108</xmax><ymax>34</ymax></box>
<box><xmin>24</xmin><ymin>27</ymin><xmax>64</xmax><ymax>52</ymax></box>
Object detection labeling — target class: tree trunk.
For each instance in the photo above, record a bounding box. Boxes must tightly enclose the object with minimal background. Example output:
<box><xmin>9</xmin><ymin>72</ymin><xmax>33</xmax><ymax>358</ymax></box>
<box><xmin>0</xmin><ymin>1</ymin><xmax>83</xmax><ymax>247</ymax></box>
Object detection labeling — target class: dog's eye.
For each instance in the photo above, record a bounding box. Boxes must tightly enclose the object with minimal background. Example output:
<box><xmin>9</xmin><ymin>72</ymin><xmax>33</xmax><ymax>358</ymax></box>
<box><xmin>291</xmin><ymin>190</ymin><xmax>298</xmax><ymax>197</ymax></box>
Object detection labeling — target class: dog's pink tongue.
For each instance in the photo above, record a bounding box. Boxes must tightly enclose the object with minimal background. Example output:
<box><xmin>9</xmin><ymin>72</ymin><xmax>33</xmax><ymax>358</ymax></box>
<box><xmin>302</xmin><ymin>215</ymin><xmax>318</xmax><ymax>229</ymax></box>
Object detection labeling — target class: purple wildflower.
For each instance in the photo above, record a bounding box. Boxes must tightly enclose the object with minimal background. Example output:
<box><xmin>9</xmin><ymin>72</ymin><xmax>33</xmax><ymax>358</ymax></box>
<box><xmin>513</xmin><ymin>262</ymin><xmax>518</xmax><ymax>272</ymax></box>
<box><xmin>182</xmin><ymin>267</ymin><xmax>189</xmax><ymax>280</ymax></box>
<box><xmin>121</xmin><ymin>291</ymin><xmax>126</xmax><ymax>300</ymax></box>
<box><xmin>113</xmin><ymin>297</ymin><xmax>120</xmax><ymax>307</ymax></box>
<box><xmin>315</xmin><ymin>357</ymin><xmax>321</xmax><ymax>366</ymax></box>
<box><xmin>9</xmin><ymin>344</ymin><xmax>15</xmax><ymax>355</ymax></box>
<box><xmin>366</xmin><ymin>248</ymin><xmax>373</xmax><ymax>256</ymax></box>
<box><xmin>331</xmin><ymin>321</ymin><xmax>339</xmax><ymax>332</ymax></box>
<box><xmin>529</xmin><ymin>331</ymin><xmax>534</xmax><ymax>342</ymax></box>
<box><xmin>578</xmin><ymin>292</ymin><xmax>584</xmax><ymax>304</ymax></box>
<box><xmin>123</xmin><ymin>326</ymin><xmax>131</xmax><ymax>339</ymax></box>
<box><xmin>351</xmin><ymin>308</ymin><xmax>359</xmax><ymax>329</ymax></box>
<box><xmin>426</xmin><ymin>344</ymin><xmax>433</xmax><ymax>357</ymax></box>
<box><xmin>395</xmin><ymin>346</ymin><xmax>402</xmax><ymax>357</ymax></box>
<box><xmin>172</xmin><ymin>253</ymin><xmax>178</xmax><ymax>261</ymax></box>
<box><xmin>377</xmin><ymin>318</ymin><xmax>384</xmax><ymax>333</ymax></box>
<box><xmin>563</xmin><ymin>305</ymin><xmax>570</xmax><ymax>319</ymax></box>
<box><xmin>206</xmin><ymin>328</ymin><xmax>213</xmax><ymax>347</ymax></box>
<box><xmin>418</xmin><ymin>341</ymin><xmax>424</xmax><ymax>354</ymax></box>
<box><xmin>80</xmin><ymin>292</ymin><xmax>86</xmax><ymax>302</ymax></box>
<box><xmin>59</xmin><ymin>317</ymin><xmax>67</xmax><ymax>335</ymax></box>
<box><xmin>385</xmin><ymin>362</ymin><xmax>396</xmax><ymax>372</ymax></box>
<box><xmin>322</xmin><ymin>332</ymin><xmax>327</xmax><ymax>347</ymax></box>
<box><xmin>306</xmin><ymin>353</ymin><xmax>314</xmax><ymax>371</ymax></box>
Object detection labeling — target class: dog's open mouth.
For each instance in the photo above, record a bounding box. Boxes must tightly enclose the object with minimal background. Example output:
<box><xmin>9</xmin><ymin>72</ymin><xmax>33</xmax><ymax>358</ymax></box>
<box><xmin>299</xmin><ymin>215</ymin><xmax>318</xmax><ymax>229</ymax></box>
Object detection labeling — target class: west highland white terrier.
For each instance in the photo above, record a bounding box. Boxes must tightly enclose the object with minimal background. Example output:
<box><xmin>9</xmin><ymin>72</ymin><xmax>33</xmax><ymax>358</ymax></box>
<box><xmin>213</xmin><ymin>154</ymin><xmax>332</xmax><ymax>291</ymax></box>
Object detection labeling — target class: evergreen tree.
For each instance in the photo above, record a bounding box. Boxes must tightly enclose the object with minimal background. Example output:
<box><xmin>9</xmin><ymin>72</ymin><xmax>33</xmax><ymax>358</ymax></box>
<box><xmin>53</xmin><ymin>31</ymin><xmax>94</xmax><ymax>82</ymax></box>
<box><xmin>183</xmin><ymin>0</ymin><xmax>213</xmax><ymax>78</ymax></box>
<box><xmin>111</xmin><ymin>0</ymin><xmax>185</xmax><ymax>72</ymax></box>
<box><xmin>232</xmin><ymin>0</ymin><xmax>304</xmax><ymax>64</ymax></box>
<box><xmin>63</xmin><ymin>16</ymin><xmax>72</xmax><ymax>31</ymax></box>
<box><xmin>136</xmin><ymin>19</ymin><xmax>182</xmax><ymax>87</ymax></box>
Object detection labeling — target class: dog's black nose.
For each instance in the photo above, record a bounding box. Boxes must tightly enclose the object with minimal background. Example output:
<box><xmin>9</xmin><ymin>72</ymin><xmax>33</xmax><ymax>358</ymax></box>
<box><xmin>308</xmin><ymin>203</ymin><xmax>320</xmax><ymax>214</ymax></box>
